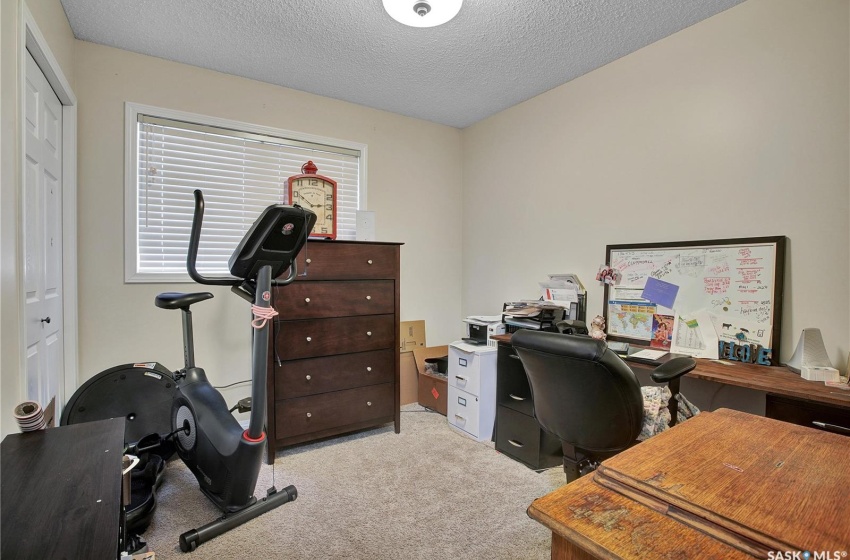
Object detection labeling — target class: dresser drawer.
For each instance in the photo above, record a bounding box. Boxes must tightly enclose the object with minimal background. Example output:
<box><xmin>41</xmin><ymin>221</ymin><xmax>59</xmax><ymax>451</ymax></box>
<box><xmin>293</xmin><ymin>242</ymin><xmax>398</xmax><ymax>280</ymax></box>
<box><xmin>275</xmin><ymin>383</ymin><xmax>394</xmax><ymax>438</ymax></box>
<box><xmin>275</xmin><ymin>280</ymin><xmax>394</xmax><ymax>319</ymax></box>
<box><xmin>275</xmin><ymin>349</ymin><xmax>394</xmax><ymax>399</ymax></box>
<box><xmin>276</xmin><ymin>314</ymin><xmax>395</xmax><ymax>360</ymax></box>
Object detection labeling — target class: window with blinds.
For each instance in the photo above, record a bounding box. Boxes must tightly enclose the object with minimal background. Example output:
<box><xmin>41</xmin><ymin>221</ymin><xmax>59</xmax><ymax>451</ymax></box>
<box><xmin>126</xmin><ymin>107</ymin><xmax>363</xmax><ymax>281</ymax></box>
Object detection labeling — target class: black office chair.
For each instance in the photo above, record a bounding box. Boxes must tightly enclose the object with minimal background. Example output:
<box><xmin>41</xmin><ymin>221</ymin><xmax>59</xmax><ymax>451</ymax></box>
<box><xmin>511</xmin><ymin>329</ymin><xmax>697</xmax><ymax>482</ymax></box>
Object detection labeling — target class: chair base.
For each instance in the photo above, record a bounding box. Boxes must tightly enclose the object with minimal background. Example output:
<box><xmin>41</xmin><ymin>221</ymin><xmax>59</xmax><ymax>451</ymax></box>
<box><xmin>562</xmin><ymin>443</ymin><xmax>602</xmax><ymax>483</ymax></box>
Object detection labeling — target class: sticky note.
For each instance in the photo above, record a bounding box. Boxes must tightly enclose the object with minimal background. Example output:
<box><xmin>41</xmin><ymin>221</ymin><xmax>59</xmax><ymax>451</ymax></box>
<box><xmin>431</xmin><ymin>388</ymin><xmax>440</xmax><ymax>399</ymax></box>
<box><xmin>642</xmin><ymin>277</ymin><xmax>679</xmax><ymax>309</ymax></box>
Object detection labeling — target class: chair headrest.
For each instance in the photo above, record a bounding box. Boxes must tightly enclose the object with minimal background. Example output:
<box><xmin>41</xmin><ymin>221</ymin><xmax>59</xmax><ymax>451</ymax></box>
<box><xmin>511</xmin><ymin>329</ymin><xmax>607</xmax><ymax>362</ymax></box>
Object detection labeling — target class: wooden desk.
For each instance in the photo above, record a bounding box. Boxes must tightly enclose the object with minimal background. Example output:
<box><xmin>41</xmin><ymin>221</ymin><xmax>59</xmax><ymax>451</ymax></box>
<box><xmin>528</xmin><ymin>410</ymin><xmax>850</xmax><ymax>559</ymax></box>
<box><xmin>492</xmin><ymin>333</ymin><xmax>850</xmax><ymax>432</ymax></box>
<box><xmin>626</xmin><ymin>355</ymin><xmax>850</xmax><ymax>409</ymax></box>
<box><xmin>1</xmin><ymin>417</ymin><xmax>125</xmax><ymax>560</ymax></box>
<box><xmin>528</xmin><ymin>475</ymin><xmax>751</xmax><ymax>560</ymax></box>
<box><xmin>628</xmin><ymin>354</ymin><xmax>850</xmax><ymax>435</ymax></box>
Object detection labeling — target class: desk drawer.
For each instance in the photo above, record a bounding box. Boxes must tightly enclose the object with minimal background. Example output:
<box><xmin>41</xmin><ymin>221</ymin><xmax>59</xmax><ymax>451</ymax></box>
<box><xmin>495</xmin><ymin>406</ymin><xmax>562</xmax><ymax>470</ymax></box>
<box><xmin>275</xmin><ymin>349</ymin><xmax>394</xmax><ymax>399</ymax></box>
<box><xmin>293</xmin><ymin>243</ymin><xmax>398</xmax><ymax>280</ymax></box>
<box><xmin>275</xmin><ymin>383</ymin><xmax>394</xmax><ymax>438</ymax></box>
<box><xmin>275</xmin><ymin>280</ymin><xmax>394</xmax><ymax>319</ymax></box>
<box><xmin>276</xmin><ymin>315</ymin><xmax>395</xmax><ymax>360</ymax></box>
<box><xmin>767</xmin><ymin>395</ymin><xmax>850</xmax><ymax>436</ymax></box>
<box><xmin>497</xmin><ymin>344</ymin><xmax>533</xmax><ymax>415</ymax></box>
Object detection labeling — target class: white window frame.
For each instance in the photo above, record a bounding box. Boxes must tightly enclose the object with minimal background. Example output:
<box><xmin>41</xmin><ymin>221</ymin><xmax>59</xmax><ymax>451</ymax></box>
<box><xmin>124</xmin><ymin>102</ymin><xmax>368</xmax><ymax>283</ymax></box>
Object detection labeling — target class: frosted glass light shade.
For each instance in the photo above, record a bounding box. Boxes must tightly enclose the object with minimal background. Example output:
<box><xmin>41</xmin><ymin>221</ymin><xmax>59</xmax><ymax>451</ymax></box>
<box><xmin>383</xmin><ymin>0</ymin><xmax>462</xmax><ymax>28</ymax></box>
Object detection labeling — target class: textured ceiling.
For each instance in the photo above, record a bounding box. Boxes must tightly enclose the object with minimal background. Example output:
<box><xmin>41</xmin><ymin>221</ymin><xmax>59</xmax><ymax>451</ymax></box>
<box><xmin>60</xmin><ymin>0</ymin><xmax>744</xmax><ymax>128</ymax></box>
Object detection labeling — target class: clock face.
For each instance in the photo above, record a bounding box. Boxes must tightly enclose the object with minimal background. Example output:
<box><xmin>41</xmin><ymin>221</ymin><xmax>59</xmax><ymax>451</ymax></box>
<box><xmin>289</xmin><ymin>176</ymin><xmax>337</xmax><ymax>239</ymax></box>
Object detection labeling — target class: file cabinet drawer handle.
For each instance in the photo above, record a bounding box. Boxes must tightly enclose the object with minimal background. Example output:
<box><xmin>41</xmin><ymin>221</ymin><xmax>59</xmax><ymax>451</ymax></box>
<box><xmin>455</xmin><ymin>375</ymin><xmax>467</xmax><ymax>382</ymax></box>
<box><xmin>509</xmin><ymin>394</ymin><xmax>526</xmax><ymax>401</ymax></box>
<box><xmin>508</xmin><ymin>439</ymin><xmax>524</xmax><ymax>448</ymax></box>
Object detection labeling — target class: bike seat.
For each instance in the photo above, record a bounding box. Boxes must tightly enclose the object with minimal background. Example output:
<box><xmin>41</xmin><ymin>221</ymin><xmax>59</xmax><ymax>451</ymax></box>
<box><xmin>155</xmin><ymin>292</ymin><xmax>214</xmax><ymax>310</ymax></box>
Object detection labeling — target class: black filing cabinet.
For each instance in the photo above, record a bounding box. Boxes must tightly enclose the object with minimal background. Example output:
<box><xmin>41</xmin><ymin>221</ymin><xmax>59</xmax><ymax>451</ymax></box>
<box><xmin>494</xmin><ymin>341</ymin><xmax>562</xmax><ymax>469</ymax></box>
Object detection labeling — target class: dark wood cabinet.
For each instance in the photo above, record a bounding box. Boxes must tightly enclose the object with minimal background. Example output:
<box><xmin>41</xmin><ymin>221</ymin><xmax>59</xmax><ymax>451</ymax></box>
<box><xmin>766</xmin><ymin>394</ymin><xmax>850</xmax><ymax>436</ymax></box>
<box><xmin>267</xmin><ymin>240</ymin><xmax>402</xmax><ymax>462</ymax></box>
<box><xmin>494</xmin><ymin>341</ymin><xmax>562</xmax><ymax>469</ymax></box>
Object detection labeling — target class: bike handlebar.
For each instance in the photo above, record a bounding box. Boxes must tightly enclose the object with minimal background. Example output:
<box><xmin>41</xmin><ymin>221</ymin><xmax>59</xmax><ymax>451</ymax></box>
<box><xmin>187</xmin><ymin>190</ymin><xmax>242</xmax><ymax>286</ymax></box>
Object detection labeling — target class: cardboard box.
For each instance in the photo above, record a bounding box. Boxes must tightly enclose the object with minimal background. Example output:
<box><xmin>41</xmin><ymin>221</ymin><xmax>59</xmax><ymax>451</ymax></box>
<box><xmin>400</xmin><ymin>352</ymin><xmax>419</xmax><ymax>406</ymax></box>
<box><xmin>413</xmin><ymin>345</ymin><xmax>449</xmax><ymax>416</ymax></box>
<box><xmin>400</xmin><ymin>320</ymin><xmax>426</xmax><ymax>353</ymax></box>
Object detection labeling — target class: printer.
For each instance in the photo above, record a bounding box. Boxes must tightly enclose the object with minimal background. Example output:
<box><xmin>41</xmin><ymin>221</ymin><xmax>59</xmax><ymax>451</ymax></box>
<box><xmin>463</xmin><ymin>316</ymin><xmax>506</xmax><ymax>347</ymax></box>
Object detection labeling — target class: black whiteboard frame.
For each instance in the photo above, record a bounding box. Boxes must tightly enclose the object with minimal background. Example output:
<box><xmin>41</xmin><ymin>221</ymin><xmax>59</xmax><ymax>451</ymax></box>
<box><xmin>602</xmin><ymin>236</ymin><xmax>787</xmax><ymax>365</ymax></box>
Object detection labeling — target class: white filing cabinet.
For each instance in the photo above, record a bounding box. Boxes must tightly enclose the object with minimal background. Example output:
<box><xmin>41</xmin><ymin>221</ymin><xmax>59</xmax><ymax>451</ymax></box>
<box><xmin>446</xmin><ymin>341</ymin><xmax>498</xmax><ymax>442</ymax></box>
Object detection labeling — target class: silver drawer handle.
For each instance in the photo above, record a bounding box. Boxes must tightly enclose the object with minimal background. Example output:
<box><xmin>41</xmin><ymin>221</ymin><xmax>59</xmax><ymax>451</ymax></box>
<box><xmin>509</xmin><ymin>394</ymin><xmax>526</xmax><ymax>401</ymax></box>
<box><xmin>509</xmin><ymin>354</ymin><xmax>520</xmax><ymax>360</ymax></box>
<box><xmin>367</xmin><ymin>259</ymin><xmax>373</xmax><ymax>265</ymax></box>
<box><xmin>306</xmin><ymin>412</ymin><xmax>312</xmax><ymax>418</ymax></box>
<box><xmin>508</xmin><ymin>439</ymin><xmax>524</xmax><ymax>448</ymax></box>
<box><xmin>366</xmin><ymin>295</ymin><xmax>371</xmax><ymax>300</ymax></box>
<box><xmin>306</xmin><ymin>336</ymin><xmax>312</xmax><ymax>342</ymax></box>
<box><xmin>306</xmin><ymin>258</ymin><xmax>312</xmax><ymax>264</ymax></box>
<box><xmin>366</xmin><ymin>366</ymin><xmax>372</xmax><ymax>372</ymax></box>
<box><xmin>366</xmin><ymin>331</ymin><xmax>372</xmax><ymax>336</ymax></box>
<box><xmin>305</xmin><ymin>375</ymin><xmax>312</xmax><ymax>381</ymax></box>
<box><xmin>305</xmin><ymin>297</ymin><xmax>311</xmax><ymax>303</ymax></box>
<box><xmin>367</xmin><ymin>401</ymin><xmax>372</xmax><ymax>407</ymax></box>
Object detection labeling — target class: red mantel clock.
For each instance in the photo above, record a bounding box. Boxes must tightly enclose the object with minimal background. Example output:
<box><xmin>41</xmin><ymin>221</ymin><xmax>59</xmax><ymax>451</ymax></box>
<box><xmin>288</xmin><ymin>161</ymin><xmax>337</xmax><ymax>239</ymax></box>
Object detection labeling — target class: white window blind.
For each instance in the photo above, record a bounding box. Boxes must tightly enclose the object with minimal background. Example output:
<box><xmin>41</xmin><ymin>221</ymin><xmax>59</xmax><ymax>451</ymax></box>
<box><xmin>132</xmin><ymin>113</ymin><xmax>361</xmax><ymax>279</ymax></box>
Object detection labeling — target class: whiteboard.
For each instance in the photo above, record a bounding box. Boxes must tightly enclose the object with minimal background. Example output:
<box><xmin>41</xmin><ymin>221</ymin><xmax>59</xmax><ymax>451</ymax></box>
<box><xmin>603</xmin><ymin>237</ymin><xmax>786</xmax><ymax>362</ymax></box>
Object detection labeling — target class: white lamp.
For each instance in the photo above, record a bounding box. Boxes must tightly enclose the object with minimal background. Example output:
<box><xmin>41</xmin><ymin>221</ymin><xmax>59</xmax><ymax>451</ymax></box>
<box><xmin>383</xmin><ymin>0</ymin><xmax>462</xmax><ymax>28</ymax></box>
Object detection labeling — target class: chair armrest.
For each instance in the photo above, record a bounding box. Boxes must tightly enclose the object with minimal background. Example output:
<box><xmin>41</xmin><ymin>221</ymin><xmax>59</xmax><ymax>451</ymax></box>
<box><xmin>650</xmin><ymin>357</ymin><xmax>696</xmax><ymax>383</ymax></box>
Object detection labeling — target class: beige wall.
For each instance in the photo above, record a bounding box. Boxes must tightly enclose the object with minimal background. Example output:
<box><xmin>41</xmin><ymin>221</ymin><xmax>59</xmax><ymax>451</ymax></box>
<box><xmin>463</xmin><ymin>0</ymin><xmax>849</xmax><ymax>368</ymax></box>
<box><xmin>3</xmin><ymin>0</ymin><xmax>849</xmax><ymax>435</ymax></box>
<box><xmin>74</xmin><ymin>41</ymin><xmax>464</xmax><ymax>413</ymax></box>
<box><xmin>0</xmin><ymin>0</ymin><xmax>76</xmax><ymax>437</ymax></box>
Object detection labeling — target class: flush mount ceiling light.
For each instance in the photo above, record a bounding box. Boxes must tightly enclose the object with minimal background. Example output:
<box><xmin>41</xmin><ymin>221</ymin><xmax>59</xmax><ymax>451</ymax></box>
<box><xmin>383</xmin><ymin>0</ymin><xmax>462</xmax><ymax>28</ymax></box>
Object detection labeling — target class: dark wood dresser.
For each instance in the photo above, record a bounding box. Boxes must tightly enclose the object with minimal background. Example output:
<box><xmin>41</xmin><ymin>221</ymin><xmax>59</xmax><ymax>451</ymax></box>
<box><xmin>266</xmin><ymin>240</ymin><xmax>402</xmax><ymax>462</ymax></box>
<box><xmin>494</xmin><ymin>339</ymin><xmax>562</xmax><ymax>469</ymax></box>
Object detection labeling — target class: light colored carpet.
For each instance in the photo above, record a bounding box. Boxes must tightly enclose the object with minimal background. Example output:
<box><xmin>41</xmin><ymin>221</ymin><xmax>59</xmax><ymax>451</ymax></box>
<box><xmin>144</xmin><ymin>404</ymin><xmax>565</xmax><ymax>559</ymax></box>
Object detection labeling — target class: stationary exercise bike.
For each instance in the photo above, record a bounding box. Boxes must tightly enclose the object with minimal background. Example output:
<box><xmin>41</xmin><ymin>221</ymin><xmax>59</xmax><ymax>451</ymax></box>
<box><xmin>62</xmin><ymin>190</ymin><xmax>315</xmax><ymax>552</ymax></box>
<box><xmin>165</xmin><ymin>189</ymin><xmax>316</xmax><ymax>551</ymax></box>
